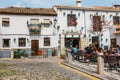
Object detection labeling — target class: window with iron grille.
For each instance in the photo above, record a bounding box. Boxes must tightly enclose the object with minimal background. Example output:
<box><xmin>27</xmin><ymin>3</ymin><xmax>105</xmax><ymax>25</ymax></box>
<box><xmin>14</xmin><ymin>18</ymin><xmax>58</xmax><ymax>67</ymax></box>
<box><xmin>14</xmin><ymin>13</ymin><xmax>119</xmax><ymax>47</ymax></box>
<box><xmin>18</xmin><ymin>38</ymin><xmax>26</xmax><ymax>47</ymax></box>
<box><xmin>113</xmin><ymin>16</ymin><xmax>120</xmax><ymax>25</ymax></box>
<box><xmin>2</xmin><ymin>18</ymin><xmax>10</xmax><ymax>27</ymax></box>
<box><xmin>44</xmin><ymin>37</ymin><xmax>50</xmax><ymax>46</ymax></box>
<box><xmin>67</xmin><ymin>14</ymin><xmax>77</xmax><ymax>26</ymax></box>
<box><xmin>93</xmin><ymin>16</ymin><xmax>101</xmax><ymax>31</ymax></box>
<box><xmin>3</xmin><ymin>39</ymin><xmax>10</xmax><ymax>47</ymax></box>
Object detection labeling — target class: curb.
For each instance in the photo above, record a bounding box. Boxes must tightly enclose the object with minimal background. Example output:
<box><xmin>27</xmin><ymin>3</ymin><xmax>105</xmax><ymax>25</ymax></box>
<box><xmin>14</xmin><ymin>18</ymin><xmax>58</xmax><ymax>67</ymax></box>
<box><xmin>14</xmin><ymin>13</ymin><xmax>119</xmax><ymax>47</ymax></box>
<box><xmin>60</xmin><ymin>61</ymin><xmax>110</xmax><ymax>80</ymax></box>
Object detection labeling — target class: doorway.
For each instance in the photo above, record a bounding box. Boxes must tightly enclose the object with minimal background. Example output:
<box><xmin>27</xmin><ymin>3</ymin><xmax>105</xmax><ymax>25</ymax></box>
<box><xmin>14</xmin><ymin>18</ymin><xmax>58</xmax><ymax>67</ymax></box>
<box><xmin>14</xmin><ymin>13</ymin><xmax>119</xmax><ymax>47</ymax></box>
<box><xmin>92</xmin><ymin>36</ymin><xmax>99</xmax><ymax>48</ymax></box>
<box><xmin>65</xmin><ymin>38</ymin><xmax>79</xmax><ymax>48</ymax></box>
<box><xmin>31</xmin><ymin>40</ymin><xmax>39</xmax><ymax>56</ymax></box>
<box><xmin>111</xmin><ymin>38</ymin><xmax>116</xmax><ymax>47</ymax></box>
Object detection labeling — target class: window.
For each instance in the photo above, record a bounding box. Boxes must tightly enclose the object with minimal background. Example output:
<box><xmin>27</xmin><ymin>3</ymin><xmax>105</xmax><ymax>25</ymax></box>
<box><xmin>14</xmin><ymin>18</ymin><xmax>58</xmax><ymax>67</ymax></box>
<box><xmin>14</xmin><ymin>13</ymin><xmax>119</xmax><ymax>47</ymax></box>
<box><xmin>30</xmin><ymin>19</ymin><xmax>39</xmax><ymax>24</ymax></box>
<box><xmin>44</xmin><ymin>37</ymin><xmax>50</xmax><ymax>46</ymax></box>
<box><xmin>43</xmin><ymin>19</ymin><xmax>51</xmax><ymax>27</ymax></box>
<box><xmin>2</xmin><ymin>18</ymin><xmax>10</xmax><ymax>26</ymax></box>
<box><xmin>67</xmin><ymin>14</ymin><xmax>77</xmax><ymax>26</ymax></box>
<box><xmin>19</xmin><ymin>38</ymin><xmax>26</xmax><ymax>47</ymax></box>
<box><xmin>3</xmin><ymin>39</ymin><xmax>10</xmax><ymax>47</ymax></box>
<box><xmin>93</xmin><ymin>16</ymin><xmax>101</xmax><ymax>31</ymax></box>
<box><xmin>113</xmin><ymin>16</ymin><xmax>120</xmax><ymax>25</ymax></box>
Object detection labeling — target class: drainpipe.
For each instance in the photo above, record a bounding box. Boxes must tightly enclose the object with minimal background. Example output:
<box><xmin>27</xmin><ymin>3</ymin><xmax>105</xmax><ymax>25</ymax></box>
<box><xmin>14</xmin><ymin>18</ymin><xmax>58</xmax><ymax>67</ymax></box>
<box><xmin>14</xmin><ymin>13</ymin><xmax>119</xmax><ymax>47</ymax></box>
<box><xmin>83</xmin><ymin>10</ymin><xmax>86</xmax><ymax>37</ymax></box>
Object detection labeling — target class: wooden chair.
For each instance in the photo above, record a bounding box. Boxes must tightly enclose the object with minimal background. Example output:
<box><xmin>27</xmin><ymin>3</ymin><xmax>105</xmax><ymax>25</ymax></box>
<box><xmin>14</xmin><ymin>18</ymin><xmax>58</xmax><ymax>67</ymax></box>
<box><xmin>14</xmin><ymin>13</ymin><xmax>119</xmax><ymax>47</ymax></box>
<box><xmin>106</xmin><ymin>56</ymin><xmax>120</xmax><ymax>72</ymax></box>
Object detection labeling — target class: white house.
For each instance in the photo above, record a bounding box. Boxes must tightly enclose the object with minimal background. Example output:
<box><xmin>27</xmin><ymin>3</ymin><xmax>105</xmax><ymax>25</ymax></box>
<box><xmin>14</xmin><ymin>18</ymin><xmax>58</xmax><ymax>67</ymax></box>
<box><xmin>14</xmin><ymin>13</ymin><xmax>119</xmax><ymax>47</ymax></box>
<box><xmin>53</xmin><ymin>1</ymin><xmax>120</xmax><ymax>55</ymax></box>
<box><xmin>0</xmin><ymin>7</ymin><xmax>57</xmax><ymax>58</ymax></box>
<box><xmin>0</xmin><ymin>0</ymin><xmax>120</xmax><ymax>58</ymax></box>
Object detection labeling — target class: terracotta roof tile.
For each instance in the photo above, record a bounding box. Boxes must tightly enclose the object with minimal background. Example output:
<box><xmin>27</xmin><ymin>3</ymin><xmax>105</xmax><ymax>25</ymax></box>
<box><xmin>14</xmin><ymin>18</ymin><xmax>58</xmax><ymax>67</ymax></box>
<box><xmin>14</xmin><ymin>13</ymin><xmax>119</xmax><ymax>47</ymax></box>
<box><xmin>0</xmin><ymin>7</ymin><xmax>57</xmax><ymax>16</ymax></box>
<box><xmin>54</xmin><ymin>5</ymin><xmax>120</xmax><ymax>11</ymax></box>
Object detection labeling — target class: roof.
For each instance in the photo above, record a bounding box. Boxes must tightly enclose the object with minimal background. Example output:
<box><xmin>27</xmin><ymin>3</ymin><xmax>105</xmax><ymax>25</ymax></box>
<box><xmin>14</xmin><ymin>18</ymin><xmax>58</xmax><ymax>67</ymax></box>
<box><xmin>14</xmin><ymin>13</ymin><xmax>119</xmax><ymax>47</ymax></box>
<box><xmin>54</xmin><ymin>5</ymin><xmax>120</xmax><ymax>12</ymax></box>
<box><xmin>0</xmin><ymin>7</ymin><xmax>57</xmax><ymax>16</ymax></box>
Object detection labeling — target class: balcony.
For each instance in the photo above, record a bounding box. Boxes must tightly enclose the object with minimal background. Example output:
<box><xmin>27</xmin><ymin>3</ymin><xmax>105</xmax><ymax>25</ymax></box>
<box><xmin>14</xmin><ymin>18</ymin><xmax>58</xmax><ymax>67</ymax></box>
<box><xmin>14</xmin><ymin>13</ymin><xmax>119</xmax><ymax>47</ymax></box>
<box><xmin>27</xmin><ymin>23</ymin><xmax>41</xmax><ymax>35</ymax></box>
<box><xmin>113</xmin><ymin>24</ymin><xmax>120</xmax><ymax>34</ymax></box>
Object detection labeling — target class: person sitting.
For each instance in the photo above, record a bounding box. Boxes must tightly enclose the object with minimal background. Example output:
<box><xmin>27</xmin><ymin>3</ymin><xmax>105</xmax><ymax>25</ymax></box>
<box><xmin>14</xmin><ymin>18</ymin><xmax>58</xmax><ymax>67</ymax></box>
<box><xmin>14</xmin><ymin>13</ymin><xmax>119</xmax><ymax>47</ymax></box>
<box><xmin>116</xmin><ymin>45</ymin><xmax>120</xmax><ymax>54</ymax></box>
<box><xmin>108</xmin><ymin>47</ymin><xmax>116</xmax><ymax>54</ymax></box>
<box><xmin>84</xmin><ymin>44</ymin><xmax>93</xmax><ymax>62</ymax></box>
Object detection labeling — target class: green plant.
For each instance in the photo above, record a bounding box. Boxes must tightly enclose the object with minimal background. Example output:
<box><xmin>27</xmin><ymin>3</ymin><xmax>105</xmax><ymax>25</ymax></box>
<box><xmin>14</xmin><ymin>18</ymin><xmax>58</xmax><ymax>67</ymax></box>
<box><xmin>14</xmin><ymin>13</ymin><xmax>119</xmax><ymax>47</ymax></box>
<box><xmin>52</xmin><ymin>48</ymin><xmax>56</xmax><ymax>56</ymax></box>
<box><xmin>60</xmin><ymin>52</ymin><xmax>65</xmax><ymax>59</ymax></box>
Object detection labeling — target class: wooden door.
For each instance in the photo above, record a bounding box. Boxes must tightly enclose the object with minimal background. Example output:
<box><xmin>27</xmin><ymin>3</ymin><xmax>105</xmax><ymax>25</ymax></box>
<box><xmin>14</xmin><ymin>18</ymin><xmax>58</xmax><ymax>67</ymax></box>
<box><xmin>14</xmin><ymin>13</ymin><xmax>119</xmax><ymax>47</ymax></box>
<box><xmin>111</xmin><ymin>38</ymin><xmax>116</xmax><ymax>47</ymax></box>
<box><xmin>31</xmin><ymin>40</ymin><xmax>39</xmax><ymax>56</ymax></box>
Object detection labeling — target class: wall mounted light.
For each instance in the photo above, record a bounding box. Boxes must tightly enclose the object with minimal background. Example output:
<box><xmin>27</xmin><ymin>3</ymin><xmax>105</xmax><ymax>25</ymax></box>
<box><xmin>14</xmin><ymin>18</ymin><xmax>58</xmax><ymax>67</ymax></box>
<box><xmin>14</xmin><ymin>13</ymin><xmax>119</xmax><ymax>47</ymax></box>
<box><xmin>78</xmin><ymin>13</ymin><xmax>80</xmax><ymax>17</ymax></box>
<box><xmin>101</xmin><ymin>44</ymin><xmax>103</xmax><ymax>47</ymax></box>
<box><xmin>96</xmin><ymin>12</ymin><xmax>98</xmax><ymax>16</ymax></box>
<box><xmin>116</xmin><ymin>13</ymin><xmax>119</xmax><ymax>16</ymax></box>
<box><xmin>27</xmin><ymin>38</ymin><xmax>30</xmax><ymax>43</ymax></box>
<box><xmin>63</xmin><ymin>12</ymin><xmax>66</xmax><ymax>16</ymax></box>
<box><xmin>106</xmin><ymin>38</ymin><xmax>108</xmax><ymax>42</ymax></box>
<box><xmin>89</xmin><ymin>14</ymin><xmax>93</xmax><ymax>19</ymax></box>
<box><xmin>89</xmin><ymin>39</ymin><xmax>91</xmax><ymax>42</ymax></box>
<box><xmin>14</xmin><ymin>38</ymin><xmax>16</xmax><ymax>43</ymax></box>
<box><xmin>101</xmin><ymin>34</ymin><xmax>103</xmax><ymax>37</ymax></box>
<box><xmin>102</xmin><ymin>15</ymin><xmax>105</xmax><ymax>18</ymax></box>
<box><xmin>109</xmin><ymin>14</ymin><xmax>112</xmax><ymax>18</ymax></box>
<box><xmin>101</xmin><ymin>38</ymin><xmax>103</xmax><ymax>41</ymax></box>
<box><xmin>54</xmin><ymin>18</ymin><xmax>57</xmax><ymax>28</ymax></box>
<box><xmin>81</xmin><ymin>27</ymin><xmax>84</xmax><ymax>30</ymax></box>
<box><xmin>89</xmin><ymin>34</ymin><xmax>91</xmax><ymax>37</ymax></box>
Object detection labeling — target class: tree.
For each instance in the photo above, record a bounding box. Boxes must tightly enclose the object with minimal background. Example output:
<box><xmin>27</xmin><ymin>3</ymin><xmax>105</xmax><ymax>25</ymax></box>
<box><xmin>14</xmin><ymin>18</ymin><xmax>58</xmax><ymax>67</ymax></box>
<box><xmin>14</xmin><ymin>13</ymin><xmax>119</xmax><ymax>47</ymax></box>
<box><xmin>88</xmin><ymin>15</ymin><xmax>111</xmax><ymax>48</ymax></box>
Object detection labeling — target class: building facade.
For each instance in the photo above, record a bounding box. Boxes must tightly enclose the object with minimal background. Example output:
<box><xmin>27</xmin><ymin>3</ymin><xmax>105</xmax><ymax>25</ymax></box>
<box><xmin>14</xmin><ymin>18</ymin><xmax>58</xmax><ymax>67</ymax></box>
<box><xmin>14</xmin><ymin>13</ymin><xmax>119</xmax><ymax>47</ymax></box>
<box><xmin>0</xmin><ymin>1</ymin><xmax>120</xmax><ymax>58</ymax></box>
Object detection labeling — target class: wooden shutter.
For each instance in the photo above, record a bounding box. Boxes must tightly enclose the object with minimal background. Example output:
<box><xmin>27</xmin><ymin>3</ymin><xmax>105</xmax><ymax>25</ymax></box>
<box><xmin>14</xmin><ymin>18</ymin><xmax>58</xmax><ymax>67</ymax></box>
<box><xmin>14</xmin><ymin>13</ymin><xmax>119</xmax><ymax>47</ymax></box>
<box><xmin>93</xmin><ymin>16</ymin><xmax>101</xmax><ymax>31</ymax></box>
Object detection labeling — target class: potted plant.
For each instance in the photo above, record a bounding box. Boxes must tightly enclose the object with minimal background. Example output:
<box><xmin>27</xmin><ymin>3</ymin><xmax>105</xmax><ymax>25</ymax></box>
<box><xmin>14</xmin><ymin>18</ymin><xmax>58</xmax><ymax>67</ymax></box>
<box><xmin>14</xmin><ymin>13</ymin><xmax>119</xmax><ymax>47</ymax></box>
<box><xmin>52</xmin><ymin>48</ymin><xmax>56</xmax><ymax>56</ymax></box>
<box><xmin>60</xmin><ymin>52</ymin><xmax>65</xmax><ymax>59</ymax></box>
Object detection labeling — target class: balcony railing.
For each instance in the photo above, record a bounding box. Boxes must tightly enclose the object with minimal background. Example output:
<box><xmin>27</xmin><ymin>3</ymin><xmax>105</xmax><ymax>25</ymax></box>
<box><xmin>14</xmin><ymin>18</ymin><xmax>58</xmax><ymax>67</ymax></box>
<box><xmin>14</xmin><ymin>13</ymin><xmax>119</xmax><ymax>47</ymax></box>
<box><xmin>113</xmin><ymin>24</ymin><xmax>120</xmax><ymax>34</ymax></box>
<box><xmin>27</xmin><ymin>23</ymin><xmax>41</xmax><ymax>35</ymax></box>
<box><xmin>29</xmin><ymin>29</ymin><xmax>40</xmax><ymax>35</ymax></box>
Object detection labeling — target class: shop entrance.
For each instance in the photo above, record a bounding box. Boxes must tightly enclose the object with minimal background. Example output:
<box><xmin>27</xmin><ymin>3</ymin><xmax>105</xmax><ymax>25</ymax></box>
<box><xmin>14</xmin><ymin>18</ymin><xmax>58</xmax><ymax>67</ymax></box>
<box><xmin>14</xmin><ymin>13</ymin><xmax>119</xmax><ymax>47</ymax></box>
<box><xmin>65</xmin><ymin>38</ymin><xmax>79</xmax><ymax>48</ymax></box>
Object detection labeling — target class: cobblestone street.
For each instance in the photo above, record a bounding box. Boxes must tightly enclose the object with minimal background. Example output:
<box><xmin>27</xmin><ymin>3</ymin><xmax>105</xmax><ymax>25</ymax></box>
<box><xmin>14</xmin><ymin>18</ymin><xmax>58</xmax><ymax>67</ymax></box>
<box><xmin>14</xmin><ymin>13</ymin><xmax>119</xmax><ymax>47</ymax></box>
<box><xmin>0</xmin><ymin>57</ymin><xmax>92</xmax><ymax>80</ymax></box>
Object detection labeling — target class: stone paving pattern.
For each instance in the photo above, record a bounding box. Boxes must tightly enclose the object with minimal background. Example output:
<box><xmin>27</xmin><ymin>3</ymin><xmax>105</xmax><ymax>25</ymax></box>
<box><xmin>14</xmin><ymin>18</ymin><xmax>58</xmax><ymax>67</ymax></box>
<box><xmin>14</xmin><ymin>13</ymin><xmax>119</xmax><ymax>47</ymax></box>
<box><xmin>63</xmin><ymin>60</ymin><xmax>120</xmax><ymax>80</ymax></box>
<box><xmin>0</xmin><ymin>57</ymin><xmax>91</xmax><ymax>80</ymax></box>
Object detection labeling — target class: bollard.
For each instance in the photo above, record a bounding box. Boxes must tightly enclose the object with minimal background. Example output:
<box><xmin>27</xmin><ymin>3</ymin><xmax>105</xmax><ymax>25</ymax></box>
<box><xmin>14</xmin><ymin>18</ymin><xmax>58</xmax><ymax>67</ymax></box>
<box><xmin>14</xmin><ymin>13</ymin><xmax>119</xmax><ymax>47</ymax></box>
<box><xmin>97</xmin><ymin>53</ymin><xmax>104</xmax><ymax>75</ymax></box>
<box><xmin>11</xmin><ymin>49</ymin><xmax>14</xmax><ymax>59</ymax></box>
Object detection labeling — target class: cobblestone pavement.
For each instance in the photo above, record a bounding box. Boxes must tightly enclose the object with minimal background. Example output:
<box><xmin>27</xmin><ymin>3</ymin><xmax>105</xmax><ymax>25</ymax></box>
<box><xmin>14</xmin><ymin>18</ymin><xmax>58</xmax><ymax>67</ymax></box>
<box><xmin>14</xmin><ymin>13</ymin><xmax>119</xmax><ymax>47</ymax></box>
<box><xmin>64</xmin><ymin>60</ymin><xmax>120</xmax><ymax>80</ymax></box>
<box><xmin>0</xmin><ymin>57</ymin><xmax>92</xmax><ymax>80</ymax></box>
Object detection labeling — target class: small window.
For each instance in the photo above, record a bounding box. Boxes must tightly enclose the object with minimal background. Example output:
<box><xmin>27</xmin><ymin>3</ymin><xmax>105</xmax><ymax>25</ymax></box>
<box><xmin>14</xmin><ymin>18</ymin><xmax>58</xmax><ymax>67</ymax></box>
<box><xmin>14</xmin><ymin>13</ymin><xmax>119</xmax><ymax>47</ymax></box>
<box><xmin>44</xmin><ymin>37</ymin><xmax>50</xmax><ymax>46</ymax></box>
<box><xmin>2</xmin><ymin>18</ymin><xmax>10</xmax><ymax>26</ymax></box>
<box><xmin>30</xmin><ymin>19</ymin><xmax>39</xmax><ymax>24</ymax></box>
<box><xmin>3</xmin><ymin>39</ymin><xmax>10</xmax><ymax>47</ymax></box>
<box><xmin>113</xmin><ymin>16</ymin><xmax>120</xmax><ymax>25</ymax></box>
<box><xmin>19</xmin><ymin>38</ymin><xmax>26</xmax><ymax>47</ymax></box>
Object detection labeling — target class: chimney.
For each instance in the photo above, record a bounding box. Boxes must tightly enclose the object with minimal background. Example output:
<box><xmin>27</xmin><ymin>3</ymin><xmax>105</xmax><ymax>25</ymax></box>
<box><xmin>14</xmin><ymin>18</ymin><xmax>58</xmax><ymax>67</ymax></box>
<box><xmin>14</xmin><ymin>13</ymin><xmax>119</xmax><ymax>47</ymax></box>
<box><xmin>76</xmin><ymin>0</ymin><xmax>81</xmax><ymax>7</ymax></box>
